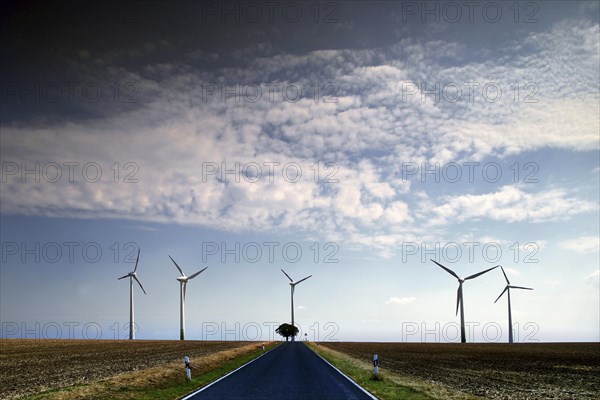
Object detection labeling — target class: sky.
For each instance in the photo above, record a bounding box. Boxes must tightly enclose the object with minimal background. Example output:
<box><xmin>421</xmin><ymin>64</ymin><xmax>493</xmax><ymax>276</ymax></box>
<box><xmin>1</xmin><ymin>0</ymin><xmax>598</xmax><ymax>343</ymax></box>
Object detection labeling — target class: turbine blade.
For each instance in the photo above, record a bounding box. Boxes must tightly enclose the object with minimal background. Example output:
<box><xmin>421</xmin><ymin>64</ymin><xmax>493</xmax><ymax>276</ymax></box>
<box><xmin>431</xmin><ymin>259</ymin><xmax>460</xmax><ymax>280</ymax></box>
<box><xmin>500</xmin><ymin>266</ymin><xmax>510</xmax><ymax>285</ymax></box>
<box><xmin>169</xmin><ymin>255</ymin><xmax>185</xmax><ymax>276</ymax></box>
<box><xmin>465</xmin><ymin>265</ymin><xmax>499</xmax><ymax>280</ymax></box>
<box><xmin>281</xmin><ymin>269</ymin><xmax>293</xmax><ymax>282</ymax></box>
<box><xmin>188</xmin><ymin>267</ymin><xmax>208</xmax><ymax>280</ymax></box>
<box><xmin>494</xmin><ymin>286</ymin><xmax>509</xmax><ymax>303</ymax></box>
<box><xmin>133</xmin><ymin>249</ymin><xmax>140</xmax><ymax>272</ymax></box>
<box><xmin>456</xmin><ymin>286</ymin><xmax>461</xmax><ymax>316</ymax></box>
<box><xmin>183</xmin><ymin>282</ymin><xmax>187</xmax><ymax>301</ymax></box>
<box><xmin>134</xmin><ymin>275</ymin><xmax>147</xmax><ymax>295</ymax></box>
<box><xmin>117</xmin><ymin>274</ymin><xmax>129</xmax><ymax>280</ymax></box>
<box><xmin>295</xmin><ymin>275</ymin><xmax>312</xmax><ymax>285</ymax></box>
<box><xmin>509</xmin><ymin>285</ymin><xmax>534</xmax><ymax>291</ymax></box>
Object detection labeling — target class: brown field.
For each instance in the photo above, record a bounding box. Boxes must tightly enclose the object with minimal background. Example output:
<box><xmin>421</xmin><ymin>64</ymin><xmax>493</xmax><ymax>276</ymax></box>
<box><xmin>0</xmin><ymin>339</ymin><xmax>256</xmax><ymax>399</ymax></box>
<box><xmin>321</xmin><ymin>342</ymin><xmax>600</xmax><ymax>399</ymax></box>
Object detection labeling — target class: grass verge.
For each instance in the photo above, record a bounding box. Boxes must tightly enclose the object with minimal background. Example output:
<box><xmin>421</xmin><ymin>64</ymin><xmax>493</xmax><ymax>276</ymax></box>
<box><xmin>25</xmin><ymin>342</ymin><xmax>279</xmax><ymax>400</ymax></box>
<box><xmin>306</xmin><ymin>343</ymin><xmax>481</xmax><ymax>400</ymax></box>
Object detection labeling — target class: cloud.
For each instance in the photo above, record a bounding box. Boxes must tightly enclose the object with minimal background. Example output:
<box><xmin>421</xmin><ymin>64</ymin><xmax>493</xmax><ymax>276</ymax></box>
<box><xmin>129</xmin><ymin>225</ymin><xmax>160</xmax><ymax>232</ymax></box>
<box><xmin>425</xmin><ymin>186</ymin><xmax>597</xmax><ymax>225</ymax></box>
<box><xmin>585</xmin><ymin>270</ymin><xmax>599</xmax><ymax>288</ymax></box>
<box><xmin>560</xmin><ymin>236</ymin><xmax>600</xmax><ymax>254</ymax></box>
<box><xmin>0</xmin><ymin>16</ymin><xmax>598</xmax><ymax>253</ymax></box>
<box><xmin>503</xmin><ymin>267</ymin><xmax>521</xmax><ymax>276</ymax></box>
<box><xmin>385</xmin><ymin>296</ymin><xmax>416</xmax><ymax>305</ymax></box>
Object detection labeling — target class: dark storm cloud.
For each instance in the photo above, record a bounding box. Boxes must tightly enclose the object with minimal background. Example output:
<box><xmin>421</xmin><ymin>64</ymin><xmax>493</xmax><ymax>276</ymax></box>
<box><xmin>2</xmin><ymin>0</ymin><xmax>590</xmax><ymax>124</ymax></box>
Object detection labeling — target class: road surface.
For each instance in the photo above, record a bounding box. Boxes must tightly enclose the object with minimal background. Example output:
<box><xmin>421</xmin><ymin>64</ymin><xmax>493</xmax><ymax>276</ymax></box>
<box><xmin>185</xmin><ymin>342</ymin><xmax>375</xmax><ymax>399</ymax></box>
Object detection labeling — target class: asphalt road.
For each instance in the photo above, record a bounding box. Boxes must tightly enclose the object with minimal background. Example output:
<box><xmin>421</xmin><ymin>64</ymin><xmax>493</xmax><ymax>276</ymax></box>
<box><xmin>186</xmin><ymin>342</ymin><xmax>375</xmax><ymax>400</ymax></box>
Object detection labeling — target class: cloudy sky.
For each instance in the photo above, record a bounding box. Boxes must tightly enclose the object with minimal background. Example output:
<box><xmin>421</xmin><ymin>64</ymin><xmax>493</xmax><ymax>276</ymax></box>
<box><xmin>1</xmin><ymin>1</ymin><xmax>598</xmax><ymax>342</ymax></box>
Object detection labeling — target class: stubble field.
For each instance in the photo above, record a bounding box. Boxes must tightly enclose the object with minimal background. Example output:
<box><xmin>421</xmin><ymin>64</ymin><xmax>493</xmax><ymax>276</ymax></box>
<box><xmin>322</xmin><ymin>342</ymin><xmax>600</xmax><ymax>399</ymax></box>
<box><xmin>0</xmin><ymin>339</ymin><xmax>255</xmax><ymax>399</ymax></box>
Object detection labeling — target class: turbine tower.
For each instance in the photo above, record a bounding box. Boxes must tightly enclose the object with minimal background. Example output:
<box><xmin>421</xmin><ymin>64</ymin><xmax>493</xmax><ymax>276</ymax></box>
<box><xmin>117</xmin><ymin>249</ymin><xmax>146</xmax><ymax>340</ymax></box>
<box><xmin>431</xmin><ymin>259</ymin><xmax>498</xmax><ymax>343</ymax></box>
<box><xmin>169</xmin><ymin>256</ymin><xmax>208</xmax><ymax>340</ymax></box>
<box><xmin>281</xmin><ymin>269</ymin><xmax>311</xmax><ymax>341</ymax></box>
<box><xmin>495</xmin><ymin>266</ymin><xmax>533</xmax><ymax>343</ymax></box>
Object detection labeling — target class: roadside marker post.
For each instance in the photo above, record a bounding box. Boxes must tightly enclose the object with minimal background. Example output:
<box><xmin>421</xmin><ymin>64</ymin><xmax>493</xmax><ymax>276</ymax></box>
<box><xmin>184</xmin><ymin>356</ymin><xmax>191</xmax><ymax>382</ymax></box>
<box><xmin>373</xmin><ymin>354</ymin><xmax>379</xmax><ymax>378</ymax></box>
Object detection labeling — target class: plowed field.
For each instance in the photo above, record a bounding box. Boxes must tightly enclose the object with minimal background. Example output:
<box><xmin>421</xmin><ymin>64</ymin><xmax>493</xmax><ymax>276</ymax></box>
<box><xmin>322</xmin><ymin>342</ymin><xmax>600</xmax><ymax>399</ymax></box>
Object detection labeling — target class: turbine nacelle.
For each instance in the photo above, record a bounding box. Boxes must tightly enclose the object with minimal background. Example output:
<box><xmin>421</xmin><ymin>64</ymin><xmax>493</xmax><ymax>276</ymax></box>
<box><xmin>169</xmin><ymin>255</ymin><xmax>207</xmax><ymax>282</ymax></box>
<box><xmin>117</xmin><ymin>250</ymin><xmax>147</xmax><ymax>295</ymax></box>
<box><xmin>494</xmin><ymin>266</ymin><xmax>533</xmax><ymax>303</ymax></box>
<box><xmin>281</xmin><ymin>269</ymin><xmax>312</xmax><ymax>286</ymax></box>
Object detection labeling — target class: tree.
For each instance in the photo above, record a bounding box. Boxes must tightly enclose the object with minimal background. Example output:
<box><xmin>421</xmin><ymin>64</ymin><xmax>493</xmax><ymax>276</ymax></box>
<box><xmin>276</xmin><ymin>323</ymin><xmax>299</xmax><ymax>341</ymax></box>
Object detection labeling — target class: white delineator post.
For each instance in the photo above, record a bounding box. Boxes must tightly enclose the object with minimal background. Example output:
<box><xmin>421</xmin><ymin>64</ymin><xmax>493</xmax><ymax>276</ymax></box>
<box><xmin>184</xmin><ymin>356</ymin><xmax>191</xmax><ymax>382</ymax></box>
<box><xmin>373</xmin><ymin>354</ymin><xmax>379</xmax><ymax>378</ymax></box>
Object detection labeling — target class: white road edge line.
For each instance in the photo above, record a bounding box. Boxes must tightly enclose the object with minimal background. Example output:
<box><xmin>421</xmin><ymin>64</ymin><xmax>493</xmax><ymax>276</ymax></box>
<box><xmin>180</xmin><ymin>344</ymin><xmax>280</xmax><ymax>400</ymax></box>
<box><xmin>308</xmin><ymin>344</ymin><xmax>379</xmax><ymax>400</ymax></box>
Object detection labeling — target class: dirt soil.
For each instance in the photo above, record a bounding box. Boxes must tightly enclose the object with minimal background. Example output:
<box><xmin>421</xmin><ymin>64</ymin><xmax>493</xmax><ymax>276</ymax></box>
<box><xmin>0</xmin><ymin>339</ymin><xmax>253</xmax><ymax>399</ymax></box>
<box><xmin>322</xmin><ymin>342</ymin><xmax>600</xmax><ymax>399</ymax></box>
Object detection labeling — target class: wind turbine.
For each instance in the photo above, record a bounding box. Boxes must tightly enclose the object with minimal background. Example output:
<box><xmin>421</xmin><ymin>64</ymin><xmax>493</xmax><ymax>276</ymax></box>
<box><xmin>169</xmin><ymin>255</ymin><xmax>208</xmax><ymax>340</ymax></box>
<box><xmin>117</xmin><ymin>249</ymin><xmax>146</xmax><ymax>340</ymax></box>
<box><xmin>281</xmin><ymin>269</ymin><xmax>311</xmax><ymax>341</ymax></box>
<box><xmin>495</xmin><ymin>266</ymin><xmax>533</xmax><ymax>343</ymax></box>
<box><xmin>431</xmin><ymin>259</ymin><xmax>498</xmax><ymax>343</ymax></box>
